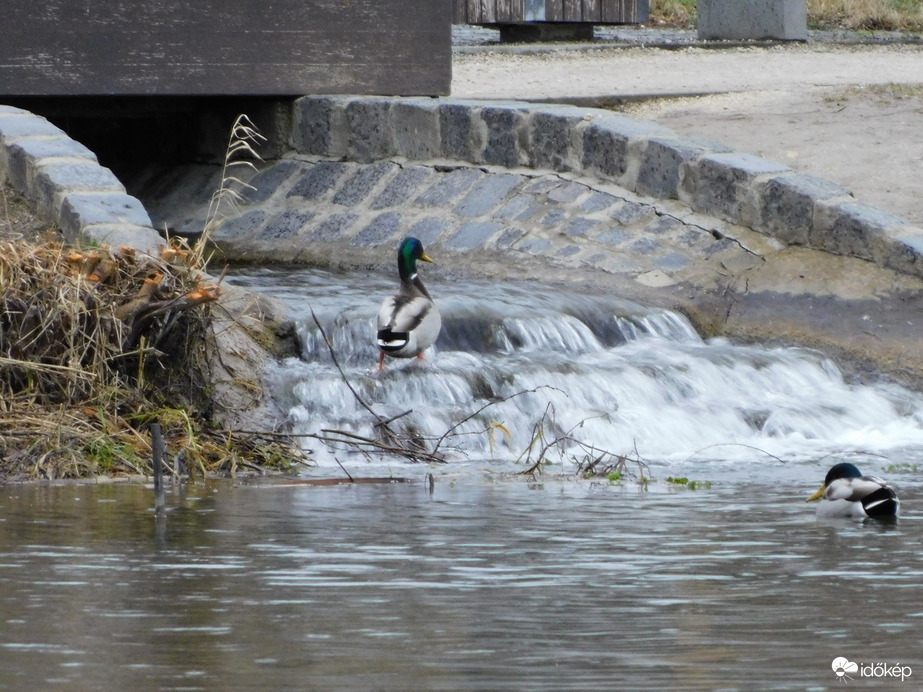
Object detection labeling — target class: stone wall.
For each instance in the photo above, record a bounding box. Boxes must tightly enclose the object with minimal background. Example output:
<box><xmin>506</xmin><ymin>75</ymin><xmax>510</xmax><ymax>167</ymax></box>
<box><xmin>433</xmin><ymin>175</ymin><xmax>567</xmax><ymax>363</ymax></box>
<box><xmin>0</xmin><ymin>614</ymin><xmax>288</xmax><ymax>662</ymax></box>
<box><xmin>290</xmin><ymin>95</ymin><xmax>923</xmax><ymax>279</ymax></box>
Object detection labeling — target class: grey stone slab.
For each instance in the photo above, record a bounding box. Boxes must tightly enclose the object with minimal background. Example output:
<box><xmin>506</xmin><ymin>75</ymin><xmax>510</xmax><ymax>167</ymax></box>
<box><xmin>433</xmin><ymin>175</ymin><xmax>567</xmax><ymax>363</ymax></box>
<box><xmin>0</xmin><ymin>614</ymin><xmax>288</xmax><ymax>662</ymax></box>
<box><xmin>653</xmin><ymin>252</ymin><xmax>691</xmax><ymax>270</ymax></box>
<box><xmin>344</xmin><ymin>99</ymin><xmax>394</xmax><ymax>163</ymax></box>
<box><xmin>246</xmin><ymin>160</ymin><xmax>311</xmax><ymax>204</ymax></box>
<box><xmin>580</xmin><ymin>191</ymin><xmax>620</xmax><ymax>213</ymax></box>
<box><xmin>610</xmin><ymin>201</ymin><xmax>656</xmax><ymax>226</ymax></box>
<box><xmin>596</xmin><ymin>228</ymin><xmax>630</xmax><ymax>246</ymax></box>
<box><xmin>263</xmin><ymin>209</ymin><xmax>315</xmax><ymax>240</ymax></box>
<box><xmin>415</xmin><ymin>167</ymin><xmax>486</xmax><ymax>207</ymax></box>
<box><xmin>455</xmin><ymin>173</ymin><xmax>523</xmax><ymax>217</ymax></box>
<box><xmin>547</xmin><ymin>181</ymin><xmax>588</xmax><ymax>203</ymax></box>
<box><xmin>757</xmin><ymin>173</ymin><xmax>851</xmax><ymax>246</ymax></box>
<box><xmin>352</xmin><ymin>211</ymin><xmax>402</xmax><ymax>246</ymax></box>
<box><xmin>643</xmin><ymin>215</ymin><xmax>684</xmax><ymax>235</ymax></box>
<box><xmin>630</xmin><ymin>238</ymin><xmax>661</xmax><ymax>255</ymax></box>
<box><xmin>216</xmin><ymin>209</ymin><xmax>268</xmax><ymax>239</ymax></box>
<box><xmin>333</xmin><ymin>161</ymin><xmax>397</xmax><ymax>207</ymax></box>
<box><xmin>557</xmin><ymin>245</ymin><xmax>582</xmax><ymax>257</ymax></box>
<box><xmin>519</xmin><ymin>237</ymin><xmax>552</xmax><ymax>254</ymax></box>
<box><xmin>542</xmin><ymin>207</ymin><xmax>569</xmax><ymax>229</ymax></box>
<box><xmin>494</xmin><ymin>194</ymin><xmax>538</xmax><ymax>220</ymax></box>
<box><xmin>408</xmin><ymin>217</ymin><xmax>452</xmax><ymax>246</ymax></box>
<box><xmin>497</xmin><ymin>228</ymin><xmax>526</xmax><ymax>248</ymax></box>
<box><xmin>371</xmin><ymin>166</ymin><xmax>434</xmax><ymax>209</ymax></box>
<box><xmin>445</xmin><ymin>220</ymin><xmax>503</xmax><ymax>250</ymax></box>
<box><xmin>563</xmin><ymin>218</ymin><xmax>597</xmax><ymax>236</ymax></box>
<box><xmin>305</xmin><ymin>212</ymin><xmax>361</xmax><ymax>242</ymax></box>
<box><xmin>286</xmin><ymin>161</ymin><xmax>349</xmax><ymax>200</ymax></box>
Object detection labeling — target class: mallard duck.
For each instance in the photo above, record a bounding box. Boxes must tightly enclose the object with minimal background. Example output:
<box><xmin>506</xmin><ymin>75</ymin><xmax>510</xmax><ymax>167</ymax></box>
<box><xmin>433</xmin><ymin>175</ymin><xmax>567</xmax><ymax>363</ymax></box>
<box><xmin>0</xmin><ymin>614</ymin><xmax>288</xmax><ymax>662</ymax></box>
<box><xmin>806</xmin><ymin>462</ymin><xmax>899</xmax><ymax>519</ymax></box>
<box><xmin>376</xmin><ymin>237</ymin><xmax>441</xmax><ymax>370</ymax></box>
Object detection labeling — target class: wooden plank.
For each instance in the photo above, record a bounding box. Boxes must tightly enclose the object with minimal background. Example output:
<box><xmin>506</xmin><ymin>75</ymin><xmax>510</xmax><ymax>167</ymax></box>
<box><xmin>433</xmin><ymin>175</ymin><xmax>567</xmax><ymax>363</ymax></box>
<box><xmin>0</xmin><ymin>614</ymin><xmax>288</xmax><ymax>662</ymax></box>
<box><xmin>0</xmin><ymin>0</ymin><xmax>451</xmax><ymax>97</ymax></box>
<box><xmin>496</xmin><ymin>0</ymin><xmax>512</xmax><ymax>22</ymax></box>
<box><xmin>563</xmin><ymin>0</ymin><xmax>582</xmax><ymax>21</ymax></box>
<box><xmin>481</xmin><ymin>0</ymin><xmax>497</xmax><ymax>23</ymax></box>
<box><xmin>582</xmin><ymin>0</ymin><xmax>602</xmax><ymax>22</ymax></box>
<box><xmin>546</xmin><ymin>0</ymin><xmax>564</xmax><ymax>21</ymax></box>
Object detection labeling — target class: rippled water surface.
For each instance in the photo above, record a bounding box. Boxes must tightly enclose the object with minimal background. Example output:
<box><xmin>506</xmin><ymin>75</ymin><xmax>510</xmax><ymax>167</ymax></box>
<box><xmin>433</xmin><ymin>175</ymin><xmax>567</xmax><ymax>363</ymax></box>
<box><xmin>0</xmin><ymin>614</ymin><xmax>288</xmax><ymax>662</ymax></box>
<box><xmin>2</xmin><ymin>266</ymin><xmax>922</xmax><ymax>689</ymax></box>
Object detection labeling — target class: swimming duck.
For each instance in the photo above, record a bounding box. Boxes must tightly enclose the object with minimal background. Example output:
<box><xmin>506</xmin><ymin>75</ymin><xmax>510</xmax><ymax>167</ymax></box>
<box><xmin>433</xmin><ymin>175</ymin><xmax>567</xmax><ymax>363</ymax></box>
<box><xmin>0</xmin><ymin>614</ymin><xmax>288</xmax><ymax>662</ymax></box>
<box><xmin>806</xmin><ymin>462</ymin><xmax>899</xmax><ymax>519</ymax></box>
<box><xmin>376</xmin><ymin>237</ymin><xmax>441</xmax><ymax>370</ymax></box>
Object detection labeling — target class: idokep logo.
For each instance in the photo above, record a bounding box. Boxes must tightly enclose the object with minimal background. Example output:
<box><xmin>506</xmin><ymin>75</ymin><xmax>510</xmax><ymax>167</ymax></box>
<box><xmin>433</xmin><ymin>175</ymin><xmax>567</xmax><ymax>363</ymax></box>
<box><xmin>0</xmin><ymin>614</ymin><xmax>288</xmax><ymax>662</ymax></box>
<box><xmin>832</xmin><ymin>657</ymin><xmax>912</xmax><ymax>683</ymax></box>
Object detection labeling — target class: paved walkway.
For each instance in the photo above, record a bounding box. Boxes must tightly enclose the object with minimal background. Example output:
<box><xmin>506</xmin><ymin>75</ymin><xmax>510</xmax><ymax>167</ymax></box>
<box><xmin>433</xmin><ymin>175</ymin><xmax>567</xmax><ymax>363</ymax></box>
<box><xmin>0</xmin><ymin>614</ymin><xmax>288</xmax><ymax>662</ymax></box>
<box><xmin>451</xmin><ymin>26</ymin><xmax>923</xmax><ymax>225</ymax></box>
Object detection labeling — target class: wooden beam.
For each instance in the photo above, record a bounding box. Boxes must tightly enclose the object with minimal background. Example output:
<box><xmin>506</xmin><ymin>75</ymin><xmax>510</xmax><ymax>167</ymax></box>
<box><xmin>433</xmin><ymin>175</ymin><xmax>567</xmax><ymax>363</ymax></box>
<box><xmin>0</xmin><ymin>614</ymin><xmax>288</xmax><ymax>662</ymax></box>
<box><xmin>0</xmin><ymin>0</ymin><xmax>451</xmax><ymax>97</ymax></box>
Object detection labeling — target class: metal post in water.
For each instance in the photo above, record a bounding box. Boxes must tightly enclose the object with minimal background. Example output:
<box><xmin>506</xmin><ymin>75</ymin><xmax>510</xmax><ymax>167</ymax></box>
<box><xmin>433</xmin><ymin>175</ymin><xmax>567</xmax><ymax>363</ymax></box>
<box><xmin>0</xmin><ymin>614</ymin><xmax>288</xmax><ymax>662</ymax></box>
<box><xmin>151</xmin><ymin>421</ymin><xmax>165</xmax><ymax>511</ymax></box>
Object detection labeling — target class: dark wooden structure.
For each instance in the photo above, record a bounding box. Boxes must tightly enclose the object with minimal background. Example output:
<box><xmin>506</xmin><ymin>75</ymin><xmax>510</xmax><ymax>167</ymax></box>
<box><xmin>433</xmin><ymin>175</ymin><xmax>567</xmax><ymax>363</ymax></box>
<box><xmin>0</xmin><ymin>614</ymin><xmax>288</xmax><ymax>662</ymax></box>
<box><xmin>0</xmin><ymin>0</ymin><xmax>450</xmax><ymax>97</ymax></box>
<box><xmin>454</xmin><ymin>0</ymin><xmax>649</xmax><ymax>41</ymax></box>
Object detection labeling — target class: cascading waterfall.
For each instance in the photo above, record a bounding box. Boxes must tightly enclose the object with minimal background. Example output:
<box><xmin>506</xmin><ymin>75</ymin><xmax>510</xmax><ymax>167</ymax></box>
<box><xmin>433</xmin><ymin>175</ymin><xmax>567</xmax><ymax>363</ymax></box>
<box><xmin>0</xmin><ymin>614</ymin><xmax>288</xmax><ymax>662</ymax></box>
<box><xmin>231</xmin><ymin>268</ymin><xmax>923</xmax><ymax>470</ymax></box>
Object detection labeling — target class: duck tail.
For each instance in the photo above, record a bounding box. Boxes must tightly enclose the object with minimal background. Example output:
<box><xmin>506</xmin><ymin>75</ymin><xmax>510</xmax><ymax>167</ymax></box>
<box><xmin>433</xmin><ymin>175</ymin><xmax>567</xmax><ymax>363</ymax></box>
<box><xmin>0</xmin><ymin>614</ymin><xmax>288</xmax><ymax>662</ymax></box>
<box><xmin>862</xmin><ymin>486</ymin><xmax>899</xmax><ymax>518</ymax></box>
<box><xmin>377</xmin><ymin>328</ymin><xmax>409</xmax><ymax>353</ymax></box>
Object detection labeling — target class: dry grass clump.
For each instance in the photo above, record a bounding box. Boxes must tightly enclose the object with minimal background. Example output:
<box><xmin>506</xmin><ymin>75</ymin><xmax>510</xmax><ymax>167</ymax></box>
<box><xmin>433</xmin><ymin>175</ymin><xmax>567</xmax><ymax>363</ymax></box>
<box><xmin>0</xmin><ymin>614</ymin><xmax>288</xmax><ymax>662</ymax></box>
<box><xmin>0</xmin><ymin>116</ymin><xmax>301</xmax><ymax>481</ymax></box>
<box><xmin>0</xmin><ymin>239</ymin><xmax>213</xmax><ymax>479</ymax></box>
<box><xmin>649</xmin><ymin>0</ymin><xmax>923</xmax><ymax>31</ymax></box>
<box><xmin>808</xmin><ymin>0</ymin><xmax>923</xmax><ymax>31</ymax></box>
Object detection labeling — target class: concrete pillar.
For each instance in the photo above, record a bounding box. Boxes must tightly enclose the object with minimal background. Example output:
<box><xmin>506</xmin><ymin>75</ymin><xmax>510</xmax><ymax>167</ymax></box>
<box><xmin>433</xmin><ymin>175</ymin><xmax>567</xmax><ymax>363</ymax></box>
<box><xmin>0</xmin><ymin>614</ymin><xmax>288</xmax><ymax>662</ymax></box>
<box><xmin>698</xmin><ymin>0</ymin><xmax>807</xmax><ymax>41</ymax></box>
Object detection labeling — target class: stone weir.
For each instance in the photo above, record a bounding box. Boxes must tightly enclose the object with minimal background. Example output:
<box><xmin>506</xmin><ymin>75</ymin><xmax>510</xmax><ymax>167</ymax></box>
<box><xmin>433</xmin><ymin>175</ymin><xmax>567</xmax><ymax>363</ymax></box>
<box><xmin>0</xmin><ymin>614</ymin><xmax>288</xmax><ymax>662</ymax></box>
<box><xmin>6</xmin><ymin>96</ymin><xmax>923</xmax><ymax>385</ymax></box>
<box><xmin>166</xmin><ymin>95</ymin><xmax>923</xmax><ymax>386</ymax></box>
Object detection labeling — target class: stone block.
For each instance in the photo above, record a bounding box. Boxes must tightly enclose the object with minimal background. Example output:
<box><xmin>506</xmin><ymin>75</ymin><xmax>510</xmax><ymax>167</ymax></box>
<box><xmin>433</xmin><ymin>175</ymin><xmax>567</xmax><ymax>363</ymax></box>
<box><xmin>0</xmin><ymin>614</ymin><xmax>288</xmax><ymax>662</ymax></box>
<box><xmin>581</xmin><ymin>114</ymin><xmax>673</xmax><ymax>185</ymax></box>
<box><xmin>756</xmin><ymin>173</ymin><xmax>851</xmax><ymax>246</ymax></box>
<box><xmin>344</xmin><ymin>98</ymin><xmax>395</xmax><ymax>163</ymax></box>
<box><xmin>698</xmin><ymin>0</ymin><xmax>807</xmax><ymax>40</ymax></box>
<box><xmin>290</xmin><ymin>95</ymin><xmax>351</xmax><ymax>157</ymax></box>
<box><xmin>58</xmin><ymin>192</ymin><xmax>153</xmax><ymax>243</ymax></box>
<box><xmin>391</xmin><ymin>99</ymin><xmax>441</xmax><ymax>161</ymax></box>
<box><xmin>681</xmin><ymin>152</ymin><xmax>790</xmax><ymax>226</ymax></box>
<box><xmin>813</xmin><ymin>199</ymin><xmax>908</xmax><ymax>262</ymax></box>
<box><xmin>304</xmin><ymin>211</ymin><xmax>360</xmax><ymax>242</ymax></box>
<box><xmin>34</xmin><ymin>161</ymin><xmax>125</xmax><ymax>218</ymax></box>
<box><xmin>636</xmin><ymin>135</ymin><xmax>731</xmax><ymax>200</ymax></box>
<box><xmin>478</xmin><ymin>106</ymin><xmax>528</xmax><ymax>168</ymax></box>
<box><xmin>5</xmin><ymin>136</ymin><xmax>97</xmax><ymax>190</ymax></box>
<box><xmin>528</xmin><ymin>106</ymin><xmax>589</xmax><ymax>172</ymax></box>
<box><xmin>0</xmin><ymin>113</ymin><xmax>65</xmax><ymax>144</ymax></box>
<box><xmin>81</xmin><ymin>224</ymin><xmax>165</xmax><ymax>255</ymax></box>
<box><xmin>438</xmin><ymin>101</ymin><xmax>485</xmax><ymax>162</ymax></box>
